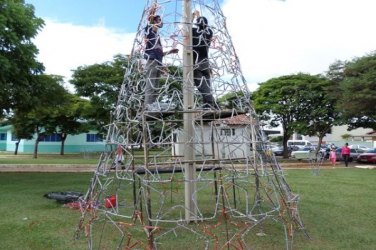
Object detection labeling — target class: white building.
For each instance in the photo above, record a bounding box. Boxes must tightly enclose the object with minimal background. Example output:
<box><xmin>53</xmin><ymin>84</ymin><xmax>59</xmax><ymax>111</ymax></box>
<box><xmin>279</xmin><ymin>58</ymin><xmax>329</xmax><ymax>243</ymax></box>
<box><xmin>302</xmin><ymin>125</ymin><xmax>375</xmax><ymax>148</ymax></box>
<box><xmin>172</xmin><ymin>114</ymin><xmax>257</xmax><ymax>159</ymax></box>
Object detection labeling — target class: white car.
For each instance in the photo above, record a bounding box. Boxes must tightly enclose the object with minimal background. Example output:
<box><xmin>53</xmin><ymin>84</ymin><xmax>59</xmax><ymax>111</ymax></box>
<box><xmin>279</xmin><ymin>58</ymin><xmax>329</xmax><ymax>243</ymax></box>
<box><xmin>291</xmin><ymin>147</ymin><xmax>323</xmax><ymax>160</ymax></box>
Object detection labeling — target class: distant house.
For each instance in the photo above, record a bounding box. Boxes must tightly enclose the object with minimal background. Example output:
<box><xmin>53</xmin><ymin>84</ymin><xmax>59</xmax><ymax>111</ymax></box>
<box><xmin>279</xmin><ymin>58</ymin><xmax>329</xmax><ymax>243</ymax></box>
<box><xmin>348</xmin><ymin>130</ymin><xmax>376</xmax><ymax>142</ymax></box>
<box><xmin>299</xmin><ymin>125</ymin><xmax>375</xmax><ymax>148</ymax></box>
<box><xmin>0</xmin><ymin>125</ymin><xmax>105</xmax><ymax>153</ymax></box>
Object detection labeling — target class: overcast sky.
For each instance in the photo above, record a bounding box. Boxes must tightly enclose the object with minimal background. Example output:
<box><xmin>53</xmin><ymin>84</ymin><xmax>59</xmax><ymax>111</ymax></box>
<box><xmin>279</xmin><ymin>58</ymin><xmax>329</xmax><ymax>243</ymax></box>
<box><xmin>26</xmin><ymin>0</ymin><xmax>376</xmax><ymax>92</ymax></box>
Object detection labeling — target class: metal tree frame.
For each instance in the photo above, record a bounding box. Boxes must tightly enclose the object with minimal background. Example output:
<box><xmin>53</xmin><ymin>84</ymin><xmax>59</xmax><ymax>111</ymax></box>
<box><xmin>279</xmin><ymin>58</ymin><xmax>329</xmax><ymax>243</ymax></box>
<box><xmin>76</xmin><ymin>0</ymin><xmax>307</xmax><ymax>249</ymax></box>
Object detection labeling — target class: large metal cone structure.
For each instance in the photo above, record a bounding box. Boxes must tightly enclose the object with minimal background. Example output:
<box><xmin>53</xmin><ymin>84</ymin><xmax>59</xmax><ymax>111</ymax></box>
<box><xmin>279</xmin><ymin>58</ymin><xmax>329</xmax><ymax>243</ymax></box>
<box><xmin>77</xmin><ymin>0</ymin><xmax>307</xmax><ymax>249</ymax></box>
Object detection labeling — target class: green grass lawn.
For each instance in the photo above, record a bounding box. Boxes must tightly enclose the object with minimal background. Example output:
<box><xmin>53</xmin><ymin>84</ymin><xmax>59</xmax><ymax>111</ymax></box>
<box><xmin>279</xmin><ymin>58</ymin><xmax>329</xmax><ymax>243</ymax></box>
<box><xmin>0</xmin><ymin>152</ymin><xmax>100</xmax><ymax>164</ymax></box>
<box><xmin>0</xmin><ymin>169</ymin><xmax>375</xmax><ymax>249</ymax></box>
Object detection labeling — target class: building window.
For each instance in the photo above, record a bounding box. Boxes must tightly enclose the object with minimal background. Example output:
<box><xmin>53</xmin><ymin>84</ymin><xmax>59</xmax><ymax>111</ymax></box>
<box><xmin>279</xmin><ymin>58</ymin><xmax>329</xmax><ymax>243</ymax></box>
<box><xmin>87</xmin><ymin>133</ymin><xmax>103</xmax><ymax>142</ymax></box>
<box><xmin>11</xmin><ymin>134</ymin><xmax>18</xmax><ymax>141</ymax></box>
<box><xmin>42</xmin><ymin>133</ymin><xmax>62</xmax><ymax>142</ymax></box>
<box><xmin>0</xmin><ymin>133</ymin><xmax>7</xmax><ymax>141</ymax></box>
<box><xmin>220</xmin><ymin>128</ymin><xmax>235</xmax><ymax>136</ymax></box>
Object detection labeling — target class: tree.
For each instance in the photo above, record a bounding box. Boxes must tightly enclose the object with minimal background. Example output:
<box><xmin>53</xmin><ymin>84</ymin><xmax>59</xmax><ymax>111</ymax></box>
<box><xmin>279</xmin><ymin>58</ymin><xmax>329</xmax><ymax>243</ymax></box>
<box><xmin>341</xmin><ymin>133</ymin><xmax>351</xmax><ymax>141</ymax></box>
<box><xmin>11</xmin><ymin>75</ymin><xmax>70</xmax><ymax>158</ymax></box>
<box><xmin>11</xmin><ymin>122</ymin><xmax>34</xmax><ymax>155</ymax></box>
<box><xmin>0</xmin><ymin>0</ymin><xmax>45</xmax><ymax>117</ymax></box>
<box><xmin>70</xmin><ymin>54</ymin><xmax>128</xmax><ymax>132</ymax></box>
<box><xmin>46</xmin><ymin>93</ymin><xmax>92</xmax><ymax>155</ymax></box>
<box><xmin>217</xmin><ymin>91</ymin><xmax>247</xmax><ymax>110</ymax></box>
<box><xmin>269</xmin><ymin>136</ymin><xmax>283</xmax><ymax>144</ymax></box>
<box><xmin>292</xmin><ymin>75</ymin><xmax>341</xmax><ymax>155</ymax></box>
<box><xmin>252</xmin><ymin>73</ymin><xmax>334</xmax><ymax>158</ymax></box>
<box><xmin>336</xmin><ymin>52</ymin><xmax>376</xmax><ymax>129</ymax></box>
<box><xmin>252</xmin><ymin>75</ymin><xmax>297</xmax><ymax>157</ymax></box>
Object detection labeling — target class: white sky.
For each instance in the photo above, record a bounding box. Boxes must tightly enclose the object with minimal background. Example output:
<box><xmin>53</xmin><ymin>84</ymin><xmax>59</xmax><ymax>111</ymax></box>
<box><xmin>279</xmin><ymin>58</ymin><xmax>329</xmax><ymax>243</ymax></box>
<box><xmin>33</xmin><ymin>0</ymin><xmax>376</xmax><ymax>92</ymax></box>
<box><xmin>35</xmin><ymin>21</ymin><xmax>135</xmax><ymax>90</ymax></box>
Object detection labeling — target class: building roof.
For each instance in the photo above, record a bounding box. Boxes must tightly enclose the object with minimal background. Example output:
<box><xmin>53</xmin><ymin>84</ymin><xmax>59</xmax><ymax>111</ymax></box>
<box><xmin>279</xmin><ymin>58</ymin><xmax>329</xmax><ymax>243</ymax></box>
<box><xmin>213</xmin><ymin>114</ymin><xmax>255</xmax><ymax>125</ymax></box>
<box><xmin>0</xmin><ymin>125</ymin><xmax>12</xmax><ymax>131</ymax></box>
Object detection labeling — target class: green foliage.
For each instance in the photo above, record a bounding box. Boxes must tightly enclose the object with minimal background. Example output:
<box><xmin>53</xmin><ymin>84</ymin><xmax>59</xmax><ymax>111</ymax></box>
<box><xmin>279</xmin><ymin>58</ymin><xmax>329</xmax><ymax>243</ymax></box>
<box><xmin>341</xmin><ymin>133</ymin><xmax>351</xmax><ymax>140</ymax></box>
<box><xmin>11</xmin><ymin>75</ymin><xmax>72</xmax><ymax>157</ymax></box>
<box><xmin>49</xmin><ymin>94</ymin><xmax>92</xmax><ymax>155</ymax></box>
<box><xmin>252</xmin><ymin>73</ymin><xmax>337</xmax><ymax>156</ymax></box>
<box><xmin>218</xmin><ymin>91</ymin><xmax>245</xmax><ymax>109</ymax></box>
<box><xmin>70</xmin><ymin>54</ymin><xmax>128</xmax><ymax>131</ymax></box>
<box><xmin>293</xmin><ymin>75</ymin><xmax>341</xmax><ymax>149</ymax></box>
<box><xmin>0</xmin><ymin>0</ymin><xmax>45</xmax><ymax>117</ymax></box>
<box><xmin>269</xmin><ymin>136</ymin><xmax>283</xmax><ymax>144</ymax></box>
<box><xmin>337</xmin><ymin>52</ymin><xmax>376</xmax><ymax>129</ymax></box>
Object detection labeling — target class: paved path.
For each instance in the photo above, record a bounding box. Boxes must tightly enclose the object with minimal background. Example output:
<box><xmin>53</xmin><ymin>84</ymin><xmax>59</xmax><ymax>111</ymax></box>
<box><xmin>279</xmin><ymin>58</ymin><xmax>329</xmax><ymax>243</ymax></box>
<box><xmin>0</xmin><ymin>162</ymin><xmax>360</xmax><ymax>172</ymax></box>
<box><xmin>0</xmin><ymin>164</ymin><xmax>95</xmax><ymax>172</ymax></box>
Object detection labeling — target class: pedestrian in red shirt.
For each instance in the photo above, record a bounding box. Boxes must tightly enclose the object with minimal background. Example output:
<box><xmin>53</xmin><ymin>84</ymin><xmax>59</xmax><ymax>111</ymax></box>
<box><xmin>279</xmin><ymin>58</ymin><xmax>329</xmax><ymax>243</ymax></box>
<box><xmin>341</xmin><ymin>143</ymin><xmax>351</xmax><ymax>167</ymax></box>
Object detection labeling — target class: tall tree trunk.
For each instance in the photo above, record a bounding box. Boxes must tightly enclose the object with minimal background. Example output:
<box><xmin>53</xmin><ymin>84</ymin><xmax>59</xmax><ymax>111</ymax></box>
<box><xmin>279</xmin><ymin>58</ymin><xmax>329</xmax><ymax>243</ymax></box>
<box><xmin>282</xmin><ymin>122</ymin><xmax>292</xmax><ymax>159</ymax></box>
<box><xmin>34</xmin><ymin>133</ymin><xmax>42</xmax><ymax>159</ymax></box>
<box><xmin>60</xmin><ymin>133</ymin><xmax>67</xmax><ymax>155</ymax></box>
<box><xmin>33</xmin><ymin>140</ymin><xmax>39</xmax><ymax>159</ymax></box>
<box><xmin>14</xmin><ymin>140</ymin><xmax>20</xmax><ymax>155</ymax></box>
<box><xmin>316</xmin><ymin>136</ymin><xmax>324</xmax><ymax>157</ymax></box>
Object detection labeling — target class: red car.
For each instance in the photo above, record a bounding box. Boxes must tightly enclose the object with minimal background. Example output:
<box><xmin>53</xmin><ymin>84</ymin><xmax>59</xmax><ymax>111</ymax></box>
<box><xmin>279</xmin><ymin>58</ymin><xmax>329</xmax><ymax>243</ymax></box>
<box><xmin>356</xmin><ymin>149</ymin><xmax>376</xmax><ymax>164</ymax></box>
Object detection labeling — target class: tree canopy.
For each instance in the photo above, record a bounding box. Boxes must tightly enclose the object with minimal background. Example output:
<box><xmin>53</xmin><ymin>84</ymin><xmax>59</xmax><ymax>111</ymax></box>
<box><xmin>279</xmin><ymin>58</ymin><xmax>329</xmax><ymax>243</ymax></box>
<box><xmin>252</xmin><ymin>73</ymin><xmax>338</xmax><ymax>157</ymax></box>
<box><xmin>11</xmin><ymin>75</ymin><xmax>73</xmax><ymax>157</ymax></box>
<box><xmin>334</xmin><ymin>52</ymin><xmax>376</xmax><ymax>130</ymax></box>
<box><xmin>0</xmin><ymin>0</ymin><xmax>45</xmax><ymax>117</ymax></box>
<box><xmin>70</xmin><ymin>54</ymin><xmax>128</xmax><ymax>131</ymax></box>
<box><xmin>292</xmin><ymin>75</ymin><xmax>340</xmax><ymax>152</ymax></box>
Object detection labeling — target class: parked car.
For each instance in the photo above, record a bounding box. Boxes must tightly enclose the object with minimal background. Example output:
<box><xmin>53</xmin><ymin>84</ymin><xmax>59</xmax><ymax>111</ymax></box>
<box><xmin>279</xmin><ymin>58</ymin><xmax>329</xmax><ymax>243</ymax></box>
<box><xmin>356</xmin><ymin>148</ymin><xmax>376</xmax><ymax>164</ymax></box>
<box><xmin>271</xmin><ymin>146</ymin><xmax>286</xmax><ymax>156</ymax></box>
<box><xmin>348</xmin><ymin>144</ymin><xmax>372</xmax><ymax>151</ymax></box>
<box><xmin>287</xmin><ymin>140</ymin><xmax>312</xmax><ymax>149</ymax></box>
<box><xmin>335</xmin><ymin>148</ymin><xmax>365</xmax><ymax>162</ymax></box>
<box><xmin>271</xmin><ymin>146</ymin><xmax>299</xmax><ymax>156</ymax></box>
<box><xmin>291</xmin><ymin>147</ymin><xmax>322</xmax><ymax>160</ymax></box>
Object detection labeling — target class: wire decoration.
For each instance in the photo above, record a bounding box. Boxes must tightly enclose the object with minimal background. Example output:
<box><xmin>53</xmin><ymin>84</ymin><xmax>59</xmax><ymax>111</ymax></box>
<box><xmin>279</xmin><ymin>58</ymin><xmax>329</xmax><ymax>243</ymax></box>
<box><xmin>76</xmin><ymin>1</ymin><xmax>307</xmax><ymax>249</ymax></box>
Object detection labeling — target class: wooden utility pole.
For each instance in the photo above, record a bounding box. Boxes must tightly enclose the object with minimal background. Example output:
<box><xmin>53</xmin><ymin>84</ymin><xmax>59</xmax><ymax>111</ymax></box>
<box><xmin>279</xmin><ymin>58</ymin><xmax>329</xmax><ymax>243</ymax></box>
<box><xmin>182</xmin><ymin>0</ymin><xmax>196</xmax><ymax>222</ymax></box>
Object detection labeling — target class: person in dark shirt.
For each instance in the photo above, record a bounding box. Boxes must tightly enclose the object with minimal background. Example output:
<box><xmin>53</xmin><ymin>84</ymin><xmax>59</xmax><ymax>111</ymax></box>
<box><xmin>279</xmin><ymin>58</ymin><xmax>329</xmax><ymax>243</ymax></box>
<box><xmin>144</xmin><ymin>15</ymin><xmax>178</xmax><ymax>110</ymax></box>
<box><xmin>192</xmin><ymin>15</ymin><xmax>218</xmax><ymax>109</ymax></box>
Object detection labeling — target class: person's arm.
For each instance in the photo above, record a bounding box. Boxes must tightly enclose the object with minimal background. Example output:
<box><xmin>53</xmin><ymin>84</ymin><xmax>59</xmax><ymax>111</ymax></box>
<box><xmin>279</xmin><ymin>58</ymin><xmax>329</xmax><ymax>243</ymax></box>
<box><xmin>206</xmin><ymin>28</ymin><xmax>213</xmax><ymax>46</ymax></box>
<box><xmin>147</xmin><ymin>3</ymin><xmax>158</xmax><ymax>23</ymax></box>
<box><xmin>192</xmin><ymin>10</ymin><xmax>200</xmax><ymax>22</ymax></box>
<box><xmin>163</xmin><ymin>48</ymin><xmax>179</xmax><ymax>56</ymax></box>
<box><xmin>163</xmin><ymin>49</ymin><xmax>179</xmax><ymax>56</ymax></box>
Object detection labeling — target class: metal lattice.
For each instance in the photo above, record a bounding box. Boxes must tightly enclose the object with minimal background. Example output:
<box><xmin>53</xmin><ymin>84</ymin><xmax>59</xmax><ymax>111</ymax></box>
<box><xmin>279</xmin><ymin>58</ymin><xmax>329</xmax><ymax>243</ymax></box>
<box><xmin>76</xmin><ymin>1</ymin><xmax>307</xmax><ymax>249</ymax></box>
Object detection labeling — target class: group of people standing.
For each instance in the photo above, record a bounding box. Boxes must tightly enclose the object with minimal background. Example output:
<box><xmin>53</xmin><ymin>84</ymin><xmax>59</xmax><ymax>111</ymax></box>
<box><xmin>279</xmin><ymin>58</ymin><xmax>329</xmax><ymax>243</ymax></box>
<box><xmin>143</xmin><ymin>11</ymin><xmax>218</xmax><ymax>111</ymax></box>
<box><xmin>328</xmin><ymin>143</ymin><xmax>351</xmax><ymax>167</ymax></box>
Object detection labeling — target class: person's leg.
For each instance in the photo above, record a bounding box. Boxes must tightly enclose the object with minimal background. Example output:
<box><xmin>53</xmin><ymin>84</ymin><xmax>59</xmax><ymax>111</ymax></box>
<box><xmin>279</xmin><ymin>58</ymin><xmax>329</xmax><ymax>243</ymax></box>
<box><xmin>144</xmin><ymin>60</ymin><xmax>160</xmax><ymax>107</ymax></box>
<box><xmin>194</xmin><ymin>60</ymin><xmax>216</xmax><ymax>108</ymax></box>
<box><xmin>344</xmin><ymin>155</ymin><xmax>349</xmax><ymax>167</ymax></box>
